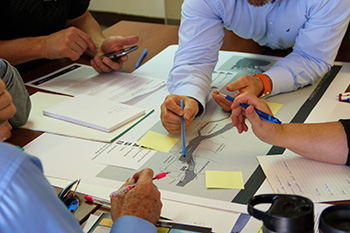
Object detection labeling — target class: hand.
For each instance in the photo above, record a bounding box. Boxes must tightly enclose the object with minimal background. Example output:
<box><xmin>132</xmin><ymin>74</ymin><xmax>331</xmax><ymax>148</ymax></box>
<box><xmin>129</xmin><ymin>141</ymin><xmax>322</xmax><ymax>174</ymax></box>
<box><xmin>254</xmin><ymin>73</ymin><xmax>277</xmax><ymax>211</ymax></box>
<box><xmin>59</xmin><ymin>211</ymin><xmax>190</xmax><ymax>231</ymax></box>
<box><xmin>90</xmin><ymin>36</ymin><xmax>139</xmax><ymax>73</ymax></box>
<box><xmin>110</xmin><ymin>168</ymin><xmax>162</xmax><ymax>225</ymax></box>
<box><xmin>226</xmin><ymin>75</ymin><xmax>264</xmax><ymax>97</ymax></box>
<box><xmin>160</xmin><ymin>94</ymin><xmax>199</xmax><ymax>134</ymax></box>
<box><xmin>231</xmin><ymin>92</ymin><xmax>281</xmax><ymax>144</ymax></box>
<box><xmin>0</xmin><ymin>121</ymin><xmax>13</xmax><ymax>141</ymax></box>
<box><xmin>212</xmin><ymin>90</ymin><xmax>232</xmax><ymax>112</ymax></box>
<box><xmin>41</xmin><ymin>27</ymin><xmax>97</xmax><ymax>61</ymax></box>
<box><xmin>0</xmin><ymin>79</ymin><xmax>16</xmax><ymax>123</ymax></box>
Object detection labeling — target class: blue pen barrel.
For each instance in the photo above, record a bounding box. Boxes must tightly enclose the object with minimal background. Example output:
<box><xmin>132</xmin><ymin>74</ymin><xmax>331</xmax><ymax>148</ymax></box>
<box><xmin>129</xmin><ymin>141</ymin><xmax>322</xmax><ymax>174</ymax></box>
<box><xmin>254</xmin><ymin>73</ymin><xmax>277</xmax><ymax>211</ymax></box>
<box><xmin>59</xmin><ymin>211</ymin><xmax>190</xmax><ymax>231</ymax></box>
<box><xmin>221</xmin><ymin>93</ymin><xmax>281</xmax><ymax>124</ymax></box>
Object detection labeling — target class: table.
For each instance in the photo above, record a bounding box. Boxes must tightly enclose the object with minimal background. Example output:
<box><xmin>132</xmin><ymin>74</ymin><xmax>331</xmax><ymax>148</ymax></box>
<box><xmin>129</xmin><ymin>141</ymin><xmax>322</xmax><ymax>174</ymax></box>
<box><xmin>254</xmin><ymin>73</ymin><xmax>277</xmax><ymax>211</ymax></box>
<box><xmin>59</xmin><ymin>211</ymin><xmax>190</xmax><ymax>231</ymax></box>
<box><xmin>6</xmin><ymin>20</ymin><xmax>350</xmax><ymax>225</ymax></box>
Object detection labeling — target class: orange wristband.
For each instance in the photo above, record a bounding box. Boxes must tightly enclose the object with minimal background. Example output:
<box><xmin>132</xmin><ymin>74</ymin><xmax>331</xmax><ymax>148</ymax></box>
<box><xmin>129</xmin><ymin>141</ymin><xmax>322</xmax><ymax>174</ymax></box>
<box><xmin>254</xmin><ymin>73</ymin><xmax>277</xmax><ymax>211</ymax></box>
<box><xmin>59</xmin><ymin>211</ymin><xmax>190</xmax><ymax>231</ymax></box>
<box><xmin>254</xmin><ymin>73</ymin><xmax>272</xmax><ymax>97</ymax></box>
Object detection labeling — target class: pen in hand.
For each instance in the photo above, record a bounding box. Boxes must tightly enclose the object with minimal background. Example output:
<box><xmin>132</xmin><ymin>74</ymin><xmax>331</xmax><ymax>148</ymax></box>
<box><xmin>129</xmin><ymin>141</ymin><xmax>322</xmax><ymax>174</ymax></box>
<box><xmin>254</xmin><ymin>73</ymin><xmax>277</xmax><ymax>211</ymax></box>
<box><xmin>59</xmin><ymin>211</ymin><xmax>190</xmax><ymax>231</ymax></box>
<box><xmin>220</xmin><ymin>93</ymin><xmax>282</xmax><ymax>124</ymax></box>
<box><xmin>110</xmin><ymin>171</ymin><xmax>170</xmax><ymax>198</ymax></box>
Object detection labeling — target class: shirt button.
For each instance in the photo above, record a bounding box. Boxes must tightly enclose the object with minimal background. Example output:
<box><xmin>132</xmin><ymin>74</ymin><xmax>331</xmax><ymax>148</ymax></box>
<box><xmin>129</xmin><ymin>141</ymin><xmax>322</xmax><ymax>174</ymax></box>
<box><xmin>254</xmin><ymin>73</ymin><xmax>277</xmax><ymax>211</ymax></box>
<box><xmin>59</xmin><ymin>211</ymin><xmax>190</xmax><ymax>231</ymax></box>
<box><xmin>269</xmin><ymin>21</ymin><xmax>273</xmax><ymax>25</ymax></box>
<box><xmin>272</xmin><ymin>43</ymin><xmax>276</xmax><ymax>46</ymax></box>
<box><xmin>270</xmin><ymin>34</ymin><xmax>274</xmax><ymax>37</ymax></box>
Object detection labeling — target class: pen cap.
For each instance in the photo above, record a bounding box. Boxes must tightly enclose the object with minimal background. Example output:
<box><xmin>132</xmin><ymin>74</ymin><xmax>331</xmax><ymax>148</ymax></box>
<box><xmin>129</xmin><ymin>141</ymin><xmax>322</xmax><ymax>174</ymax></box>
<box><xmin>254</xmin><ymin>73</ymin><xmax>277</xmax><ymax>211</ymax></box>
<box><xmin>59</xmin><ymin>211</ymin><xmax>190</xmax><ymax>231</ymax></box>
<box><xmin>248</xmin><ymin>194</ymin><xmax>314</xmax><ymax>233</ymax></box>
<box><xmin>319</xmin><ymin>204</ymin><xmax>350</xmax><ymax>233</ymax></box>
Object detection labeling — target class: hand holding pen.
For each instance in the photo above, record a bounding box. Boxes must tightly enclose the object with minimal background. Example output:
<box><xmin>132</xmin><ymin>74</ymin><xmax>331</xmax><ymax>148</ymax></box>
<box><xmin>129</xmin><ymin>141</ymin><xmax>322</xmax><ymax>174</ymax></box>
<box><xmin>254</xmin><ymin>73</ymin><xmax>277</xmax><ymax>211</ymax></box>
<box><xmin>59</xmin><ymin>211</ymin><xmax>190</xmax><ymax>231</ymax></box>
<box><xmin>110</xmin><ymin>171</ymin><xmax>170</xmax><ymax>198</ymax></box>
<box><xmin>229</xmin><ymin>92</ymin><xmax>282</xmax><ymax>137</ymax></box>
<box><xmin>110</xmin><ymin>168</ymin><xmax>163</xmax><ymax>224</ymax></box>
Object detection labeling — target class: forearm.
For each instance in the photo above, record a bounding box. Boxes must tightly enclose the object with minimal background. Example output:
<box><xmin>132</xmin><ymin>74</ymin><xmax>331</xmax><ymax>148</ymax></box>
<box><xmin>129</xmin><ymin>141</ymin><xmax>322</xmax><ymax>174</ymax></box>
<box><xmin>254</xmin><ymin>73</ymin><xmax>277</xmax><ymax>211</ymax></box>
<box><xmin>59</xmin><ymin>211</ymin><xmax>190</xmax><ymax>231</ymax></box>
<box><xmin>66</xmin><ymin>11</ymin><xmax>105</xmax><ymax>53</ymax></box>
<box><xmin>272</xmin><ymin>122</ymin><xmax>348</xmax><ymax>165</ymax></box>
<box><xmin>0</xmin><ymin>37</ymin><xmax>46</xmax><ymax>65</ymax></box>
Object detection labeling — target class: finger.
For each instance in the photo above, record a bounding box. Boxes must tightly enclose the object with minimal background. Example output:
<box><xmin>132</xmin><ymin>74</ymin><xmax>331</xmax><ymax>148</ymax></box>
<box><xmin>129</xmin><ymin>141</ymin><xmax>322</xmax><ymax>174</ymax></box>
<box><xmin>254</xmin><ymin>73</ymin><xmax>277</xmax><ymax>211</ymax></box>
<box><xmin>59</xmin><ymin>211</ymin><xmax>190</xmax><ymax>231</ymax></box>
<box><xmin>120</xmin><ymin>35</ymin><xmax>139</xmax><ymax>46</ymax></box>
<box><xmin>72</xmin><ymin>27</ymin><xmax>97</xmax><ymax>54</ymax></box>
<box><xmin>212</xmin><ymin>91</ymin><xmax>232</xmax><ymax>112</ymax></box>
<box><xmin>226</xmin><ymin>78</ymin><xmax>248</xmax><ymax>92</ymax></box>
<box><xmin>183</xmin><ymin>98</ymin><xmax>199</xmax><ymax>121</ymax></box>
<box><xmin>0</xmin><ymin>79</ymin><xmax>6</xmax><ymax>93</ymax></box>
<box><xmin>133</xmin><ymin>168</ymin><xmax>154</xmax><ymax>184</ymax></box>
<box><xmin>92</xmin><ymin>56</ymin><xmax>114</xmax><ymax>73</ymax></box>
<box><xmin>0</xmin><ymin>121</ymin><xmax>12</xmax><ymax>141</ymax></box>
<box><xmin>101</xmin><ymin>57</ymin><xmax>123</xmax><ymax>71</ymax></box>
<box><xmin>163</xmin><ymin>96</ymin><xmax>183</xmax><ymax>117</ymax></box>
<box><xmin>90</xmin><ymin>59</ymin><xmax>103</xmax><ymax>73</ymax></box>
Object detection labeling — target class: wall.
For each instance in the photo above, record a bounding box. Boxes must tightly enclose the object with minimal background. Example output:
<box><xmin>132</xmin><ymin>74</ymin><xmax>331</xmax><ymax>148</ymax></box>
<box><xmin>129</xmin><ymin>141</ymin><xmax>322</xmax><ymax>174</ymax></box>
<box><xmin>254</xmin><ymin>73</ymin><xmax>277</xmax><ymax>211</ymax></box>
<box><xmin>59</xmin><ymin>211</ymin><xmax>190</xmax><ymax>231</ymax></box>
<box><xmin>88</xmin><ymin>0</ymin><xmax>183</xmax><ymax>21</ymax></box>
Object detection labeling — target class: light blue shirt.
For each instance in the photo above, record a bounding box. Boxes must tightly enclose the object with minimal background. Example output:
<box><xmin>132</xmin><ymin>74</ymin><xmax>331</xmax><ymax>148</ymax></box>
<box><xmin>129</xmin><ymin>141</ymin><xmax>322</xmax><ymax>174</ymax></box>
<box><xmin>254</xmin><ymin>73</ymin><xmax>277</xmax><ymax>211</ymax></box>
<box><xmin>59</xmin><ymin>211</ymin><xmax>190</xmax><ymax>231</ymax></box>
<box><xmin>0</xmin><ymin>142</ymin><xmax>157</xmax><ymax>233</ymax></box>
<box><xmin>168</xmin><ymin>0</ymin><xmax>350</xmax><ymax>111</ymax></box>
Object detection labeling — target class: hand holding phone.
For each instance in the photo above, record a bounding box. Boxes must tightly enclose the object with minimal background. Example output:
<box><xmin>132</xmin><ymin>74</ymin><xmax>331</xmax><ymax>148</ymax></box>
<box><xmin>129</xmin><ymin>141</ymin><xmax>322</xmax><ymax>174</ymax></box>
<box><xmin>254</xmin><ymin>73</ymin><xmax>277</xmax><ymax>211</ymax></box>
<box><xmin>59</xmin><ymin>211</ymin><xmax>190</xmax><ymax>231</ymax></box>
<box><xmin>100</xmin><ymin>45</ymin><xmax>139</xmax><ymax>61</ymax></box>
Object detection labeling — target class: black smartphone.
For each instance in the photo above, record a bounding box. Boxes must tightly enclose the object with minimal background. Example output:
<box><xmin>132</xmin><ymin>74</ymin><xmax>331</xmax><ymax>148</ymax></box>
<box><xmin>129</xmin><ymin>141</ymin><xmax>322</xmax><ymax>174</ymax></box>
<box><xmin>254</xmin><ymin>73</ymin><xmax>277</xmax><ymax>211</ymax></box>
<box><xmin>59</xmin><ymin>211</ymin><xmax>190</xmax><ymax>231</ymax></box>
<box><xmin>100</xmin><ymin>45</ymin><xmax>139</xmax><ymax>61</ymax></box>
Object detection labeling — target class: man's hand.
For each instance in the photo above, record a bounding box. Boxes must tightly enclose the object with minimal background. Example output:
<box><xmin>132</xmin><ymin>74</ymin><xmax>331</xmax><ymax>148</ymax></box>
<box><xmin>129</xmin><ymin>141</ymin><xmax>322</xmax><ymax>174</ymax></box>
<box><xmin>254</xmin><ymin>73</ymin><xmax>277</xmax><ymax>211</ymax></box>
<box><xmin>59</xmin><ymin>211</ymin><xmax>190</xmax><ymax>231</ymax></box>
<box><xmin>91</xmin><ymin>36</ymin><xmax>139</xmax><ymax>73</ymax></box>
<box><xmin>0</xmin><ymin>79</ymin><xmax>16</xmax><ymax>141</ymax></box>
<box><xmin>41</xmin><ymin>27</ymin><xmax>97</xmax><ymax>61</ymax></box>
<box><xmin>227</xmin><ymin>74</ymin><xmax>264</xmax><ymax>97</ymax></box>
<box><xmin>160</xmin><ymin>95</ymin><xmax>199</xmax><ymax>134</ymax></box>
<box><xmin>110</xmin><ymin>168</ymin><xmax>162</xmax><ymax>225</ymax></box>
<box><xmin>0</xmin><ymin>121</ymin><xmax>13</xmax><ymax>141</ymax></box>
<box><xmin>231</xmin><ymin>92</ymin><xmax>281</xmax><ymax>144</ymax></box>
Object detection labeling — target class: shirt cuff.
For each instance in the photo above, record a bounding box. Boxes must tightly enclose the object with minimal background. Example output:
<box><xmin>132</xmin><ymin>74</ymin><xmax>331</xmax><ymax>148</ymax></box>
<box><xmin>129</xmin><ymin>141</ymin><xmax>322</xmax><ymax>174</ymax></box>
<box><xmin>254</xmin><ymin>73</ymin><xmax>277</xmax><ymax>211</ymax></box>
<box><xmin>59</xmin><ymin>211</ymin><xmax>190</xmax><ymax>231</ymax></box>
<box><xmin>111</xmin><ymin>216</ymin><xmax>157</xmax><ymax>233</ymax></box>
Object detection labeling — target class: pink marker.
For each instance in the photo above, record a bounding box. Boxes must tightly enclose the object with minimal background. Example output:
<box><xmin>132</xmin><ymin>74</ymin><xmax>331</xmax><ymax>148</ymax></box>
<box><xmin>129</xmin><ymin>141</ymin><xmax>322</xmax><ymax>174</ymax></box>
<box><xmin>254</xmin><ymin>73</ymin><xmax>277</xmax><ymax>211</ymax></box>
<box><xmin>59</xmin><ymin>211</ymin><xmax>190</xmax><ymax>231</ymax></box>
<box><xmin>110</xmin><ymin>172</ymin><xmax>170</xmax><ymax>198</ymax></box>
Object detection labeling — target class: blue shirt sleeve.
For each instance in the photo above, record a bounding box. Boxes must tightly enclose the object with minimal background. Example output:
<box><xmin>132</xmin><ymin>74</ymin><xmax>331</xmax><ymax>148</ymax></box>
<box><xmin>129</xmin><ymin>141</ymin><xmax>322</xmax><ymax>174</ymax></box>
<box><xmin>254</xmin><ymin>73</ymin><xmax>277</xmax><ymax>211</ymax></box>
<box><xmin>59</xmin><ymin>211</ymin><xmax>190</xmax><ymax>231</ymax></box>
<box><xmin>111</xmin><ymin>216</ymin><xmax>157</xmax><ymax>233</ymax></box>
<box><xmin>168</xmin><ymin>0</ymin><xmax>350</xmax><ymax>114</ymax></box>
<box><xmin>0</xmin><ymin>142</ymin><xmax>158</xmax><ymax>233</ymax></box>
<box><xmin>0</xmin><ymin>142</ymin><xmax>84</xmax><ymax>233</ymax></box>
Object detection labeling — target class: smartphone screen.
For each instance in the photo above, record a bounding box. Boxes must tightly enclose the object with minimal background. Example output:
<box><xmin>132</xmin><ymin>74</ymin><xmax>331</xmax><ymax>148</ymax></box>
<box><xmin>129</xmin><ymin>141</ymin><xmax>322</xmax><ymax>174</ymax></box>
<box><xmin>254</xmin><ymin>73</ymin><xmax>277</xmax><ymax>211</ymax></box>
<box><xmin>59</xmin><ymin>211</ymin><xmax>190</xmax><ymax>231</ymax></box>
<box><xmin>100</xmin><ymin>45</ymin><xmax>139</xmax><ymax>61</ymax></box>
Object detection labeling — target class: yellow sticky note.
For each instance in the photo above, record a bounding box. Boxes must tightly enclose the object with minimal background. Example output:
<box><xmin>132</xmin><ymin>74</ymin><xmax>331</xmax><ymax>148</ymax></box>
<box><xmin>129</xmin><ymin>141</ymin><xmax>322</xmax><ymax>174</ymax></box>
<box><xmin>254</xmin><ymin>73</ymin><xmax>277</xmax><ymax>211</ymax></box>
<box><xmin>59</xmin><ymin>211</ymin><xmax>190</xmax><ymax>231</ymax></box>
<box><xmin>205</xmin><ymin>170</ymin><xmax>244</xmax><ymax>189</ymax></box>
<box><xmin>100</xmin><ymin>218</ymin><xmax>113</xmax><ymax>227</ymax></box>
<box><xmin>266</xmin><ymin>102</ymin><xmax>283</xmax><ymax>115</ymax></box>
<box><xmin>138</xmin><ymin>130</ymin><xmax>179</xmax><ymax>153</ymax></box>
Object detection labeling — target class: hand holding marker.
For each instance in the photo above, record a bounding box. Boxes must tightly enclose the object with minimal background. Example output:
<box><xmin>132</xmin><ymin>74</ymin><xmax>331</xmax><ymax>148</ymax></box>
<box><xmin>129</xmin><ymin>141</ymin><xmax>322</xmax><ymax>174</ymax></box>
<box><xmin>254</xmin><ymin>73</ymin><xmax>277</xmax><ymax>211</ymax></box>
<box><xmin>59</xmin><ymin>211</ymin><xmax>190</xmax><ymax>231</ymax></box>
<box><xmin>110</xmin><ymin>171</ymin><xmax>170</xmax><ymax>198</ymax></box>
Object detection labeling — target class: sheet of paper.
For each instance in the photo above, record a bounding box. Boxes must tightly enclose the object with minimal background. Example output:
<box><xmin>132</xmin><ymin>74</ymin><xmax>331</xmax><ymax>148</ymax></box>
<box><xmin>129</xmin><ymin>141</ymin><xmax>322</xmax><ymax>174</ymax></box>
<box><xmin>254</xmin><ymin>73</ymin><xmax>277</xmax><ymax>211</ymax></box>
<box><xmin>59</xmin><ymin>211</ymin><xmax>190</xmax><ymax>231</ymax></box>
<box><xmin>25</xmin><ymin>63</ymin><xmax>166</xmax><ymax>103</ymax></box>
<box><xmin>137</xmin><ymin>130</ymin><xmax>179</xmax><ymax>153</ymax></box>
<box><xmin>24</xmin><ymin>133</ymin><xmax>155</xmax><ymax>183</ymax></box>
<box><xmin>257</xmin><ymin>150</ymin><xmax>350</xmax><ymax>203</ymax></box>
<box><xmin>205</xmin><ymin>171</ymin><xmax>244</xmax><ymax>189</ymax></box>
<box><xmin>43</xmin><ymin>94</ymin><xmax>145</xmax><ymax>132</ymax></box>
<box><xmin>21</xmin><ymin>92</ymin><xmax>153</xmax><ymax>142</ymax></box>
<box><xmin>92</xmin><ymin>144</ymin><xmax>155</xmax><ymax>169</ymax></box>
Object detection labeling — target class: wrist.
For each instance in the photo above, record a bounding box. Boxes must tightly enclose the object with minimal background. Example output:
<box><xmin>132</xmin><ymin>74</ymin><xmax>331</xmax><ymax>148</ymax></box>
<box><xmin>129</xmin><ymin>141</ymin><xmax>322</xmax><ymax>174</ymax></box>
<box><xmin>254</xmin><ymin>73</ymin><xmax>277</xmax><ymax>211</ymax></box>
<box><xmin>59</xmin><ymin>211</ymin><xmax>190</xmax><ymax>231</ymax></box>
<box><xmin>254</xmin><ymin>73</ymin><xmax>272</xmax><ymax>98</ymax></box>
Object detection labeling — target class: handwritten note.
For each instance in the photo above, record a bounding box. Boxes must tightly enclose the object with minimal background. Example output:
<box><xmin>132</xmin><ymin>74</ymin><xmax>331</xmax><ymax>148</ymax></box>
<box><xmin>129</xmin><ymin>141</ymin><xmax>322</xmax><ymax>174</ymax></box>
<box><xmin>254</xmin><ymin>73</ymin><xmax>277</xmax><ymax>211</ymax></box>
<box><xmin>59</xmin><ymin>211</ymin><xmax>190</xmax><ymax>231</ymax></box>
<box><xmin>257</xmin><ymin>151</ymin><xmax>350</xmax><ymax>202</ymax></box>
<box><xmin>205</xmin><ymin>171</ymin><xmax>245</xmax><ymax>189</ymax></box>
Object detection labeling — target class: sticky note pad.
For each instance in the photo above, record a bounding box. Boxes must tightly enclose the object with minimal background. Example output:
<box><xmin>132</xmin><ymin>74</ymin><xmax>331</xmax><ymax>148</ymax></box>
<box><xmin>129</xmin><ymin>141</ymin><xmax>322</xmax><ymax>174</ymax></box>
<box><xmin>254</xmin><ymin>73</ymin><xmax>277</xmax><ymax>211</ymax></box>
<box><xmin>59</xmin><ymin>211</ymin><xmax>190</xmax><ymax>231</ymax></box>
<box><xmin>205</xmin><ymin>171</ymin><xmax>244</xmax><ymax>189</ymax></box>
<box><xmin>138</xmin><ymin>130</ymin><xmax>179</xmax><ymax>153</ymax></box>
<box><xmin>100</xmin><ymin>218</ymin><xmax>113</xmax><ymax>227</ymax></box>
<box><xmin>266</xmin><ymin>102</ymin><xmax>283</xmax><ymax>115</ymax></box>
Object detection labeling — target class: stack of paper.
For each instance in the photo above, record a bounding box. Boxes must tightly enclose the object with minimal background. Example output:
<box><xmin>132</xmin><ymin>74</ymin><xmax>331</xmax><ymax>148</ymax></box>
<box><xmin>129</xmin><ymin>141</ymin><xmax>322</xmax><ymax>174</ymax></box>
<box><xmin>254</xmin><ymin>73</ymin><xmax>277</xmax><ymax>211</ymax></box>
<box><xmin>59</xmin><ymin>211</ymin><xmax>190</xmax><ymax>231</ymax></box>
<box><xmin>43</xmin><ymin>94</ymin><xmax>145</xmax><ymax>133</ymax></box>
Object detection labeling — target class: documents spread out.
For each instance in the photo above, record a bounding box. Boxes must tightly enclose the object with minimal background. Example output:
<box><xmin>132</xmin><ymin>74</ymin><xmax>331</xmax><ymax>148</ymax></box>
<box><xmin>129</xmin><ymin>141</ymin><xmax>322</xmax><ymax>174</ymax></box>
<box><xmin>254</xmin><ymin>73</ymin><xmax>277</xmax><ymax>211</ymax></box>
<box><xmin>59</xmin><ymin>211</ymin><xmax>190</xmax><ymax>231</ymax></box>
<box><xmin>257</xmin><ymin>150</ymin><xmax>350</xmax><ymax>203</ymax></box>
<box><xmin>25</xmin><ymin>63</ymin><xmax>166</xmax><ymax>103</ymax></box>
<box><xmin>43</xmin><ymin>94</ymin><xmax>145</xmax><ymax>133</ymax></box>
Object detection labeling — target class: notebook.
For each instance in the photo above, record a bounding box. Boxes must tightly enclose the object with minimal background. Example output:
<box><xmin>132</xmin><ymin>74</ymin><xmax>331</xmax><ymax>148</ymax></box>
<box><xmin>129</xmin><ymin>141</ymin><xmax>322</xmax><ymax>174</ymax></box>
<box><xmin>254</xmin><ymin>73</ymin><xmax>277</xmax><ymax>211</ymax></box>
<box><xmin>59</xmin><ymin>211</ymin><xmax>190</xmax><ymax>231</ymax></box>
<box><xmin>43</xmin><ymin>94</ymin><xmax>145</xmax><ymax>132</ymax></box>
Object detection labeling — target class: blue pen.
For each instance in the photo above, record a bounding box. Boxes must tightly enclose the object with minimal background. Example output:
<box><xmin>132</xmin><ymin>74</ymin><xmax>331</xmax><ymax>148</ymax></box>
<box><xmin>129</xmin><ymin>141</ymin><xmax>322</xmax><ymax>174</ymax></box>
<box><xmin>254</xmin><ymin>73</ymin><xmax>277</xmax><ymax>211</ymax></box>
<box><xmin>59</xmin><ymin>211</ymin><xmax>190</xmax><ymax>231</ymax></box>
<box><xmin>135</xmin><ymin>48</ymin><xmax>148</xmax><ymax>68</ymax></box>
<box><xmin>180</xmin><ymin>99</ymin><xmax>187</xmax><ymax>158</ymax></box>
<box><xmin>220</xmin><ymin>93</ymin><xmax>282</xmax><ymax>124</ymax></box>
